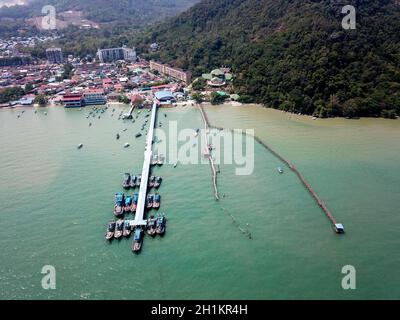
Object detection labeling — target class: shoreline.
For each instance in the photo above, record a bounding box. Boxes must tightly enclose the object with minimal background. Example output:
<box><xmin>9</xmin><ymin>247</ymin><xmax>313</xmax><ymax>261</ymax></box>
<box><xmin>2</xmin><ymin>100</ymin><xmax>398</xmax><ymax>121</ymax></box>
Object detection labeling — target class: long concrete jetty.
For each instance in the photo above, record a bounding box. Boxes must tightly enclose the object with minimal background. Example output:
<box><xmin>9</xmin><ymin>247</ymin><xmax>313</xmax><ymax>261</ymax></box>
<box><xmin>130</xmin><ymin>102</ymin><xmax>157</xmax><ymax>227</ymax></box>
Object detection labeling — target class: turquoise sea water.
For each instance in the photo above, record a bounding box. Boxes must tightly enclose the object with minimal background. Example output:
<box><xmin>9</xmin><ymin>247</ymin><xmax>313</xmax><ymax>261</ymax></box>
<box><xmin>0</xmin><ymin>104</ymin><xmax>399</xmax><ymax>299</ymax></box>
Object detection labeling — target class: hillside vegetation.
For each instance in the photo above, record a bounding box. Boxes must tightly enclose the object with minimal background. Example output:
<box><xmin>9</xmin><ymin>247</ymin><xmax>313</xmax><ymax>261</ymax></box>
<box><xmin>135</xmin><ymin>0</ymin><xmax>400</xmax><ymax>118</ymax></box>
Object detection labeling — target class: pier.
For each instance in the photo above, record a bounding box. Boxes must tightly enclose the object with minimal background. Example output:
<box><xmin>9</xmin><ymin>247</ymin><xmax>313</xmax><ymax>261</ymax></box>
<box><xmin>198</xmin><ymin>104</ymin><xmax>219</xmax><ymax>200</ymax></box>
<box><xmin>201</xmin><ymin>108</ymin><xmax>344</xmax><ymax>233</ymax></box>
<box><xmin>130</xmin><ymin>101</ymin><xmax>158</xmax><ymax>227</ymax></box>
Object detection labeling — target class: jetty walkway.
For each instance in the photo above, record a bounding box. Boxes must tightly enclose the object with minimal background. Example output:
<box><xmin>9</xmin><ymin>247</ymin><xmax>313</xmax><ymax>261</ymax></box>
<box><xmin>130</xmin><ymin>101</ymin><xmax>157</xmax><ymax>227</ymax></box>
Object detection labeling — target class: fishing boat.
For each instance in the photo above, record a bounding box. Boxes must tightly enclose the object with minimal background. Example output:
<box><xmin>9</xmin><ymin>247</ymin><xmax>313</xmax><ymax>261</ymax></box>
<box><xmin>149</xmin><ymin>176</ymin><xmax>156</xmax><ymax>188</ymax></box>
<box><xmin>154</xmin><ymin>176</ymin><xmax>162</xmax><ymax>188</ymax></box>
<box><xmin>105</xmin><ymin>221</ymin><xmax>116</xmax><ymax>241</ymax></box>
<box><xmin>147</xmin><ymin>194</ymin><xmax>154</xmax><ymax>209</ymax></box>
<box><xmin>131</xmin><ymin>193</ymin><xmax>139</xmax><ymax>212</ymax></box>
<box><xmin>147</xmin><ymin>218</ymin><xmax>157</xmax><ymax>236</ymax></box>
<box><xmin>277</xmin><ymin>166</ymin><xmax>284</xmax><ymax>174</ymax></box>
<box><xmin>122</xmin><ymin>173</ymin><xmax>131</xmax><ymax>189</ymax></box>
<box><xmin>114</xmin><ymin>219</ymin><xmax>124</xmax><ymax>239</ymax></box>
<box><xmin>114</xmin><ymin>193</ymin><xmax>125</xmax><ymax>217</ymax></box>
<box><xmin>136</xmin><ymin>175</ymin><xmax>142</xmax><ymax>187</ymax></box>
<box><xmin>124</xmin><ymin>195</ymin><xmax>132</xmax><ymax>213</ymax></box>
<box><xmin>77</xmin><ymin>143</ymin><xmax>83</xmax><ymax>149</ymax></box>
<box><xmin>157</xmin><ymin>154</ymin><xmax>165</xmax><ymax>166</ymax></box>
<box><xmin>132</xmin><ymin>228</ymin><xmax>144</xmax><ymax>253</ymax></box>
<box><xmin>129</xmin><ymin>175</ymin><xmax>137</xmax><ymax>188</ymax></box>
<box><xmin>123</xmin><ymin>220</ymin><xmax>132</xmax><ymax>237</ymax></box>
<box><xmin>156</xmin><ymin>215</ymin><xmax>166</xmax><ymax>235</ymax></box>
<box><xmin>153</xmin><ymin>194</ymin><xmax>161</xmax><ymax>209</ymax></box>
<box><xmin>151</xmin><ymin>154</ymin><xmax>158</xmax><ymax>166</ymax></box>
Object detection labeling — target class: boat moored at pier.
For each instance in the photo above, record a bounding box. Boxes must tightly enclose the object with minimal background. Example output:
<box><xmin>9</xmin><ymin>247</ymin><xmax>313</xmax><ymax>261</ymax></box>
<box><xmin>114</xmin><ymin>192</ymin><xmax>125</xmax><ymax>217</ymax></box>
<box><xmin>122</xmin><ymin>173</ymin><xmax>131</xmax><ymax>188</ymax></box>
<box><xmin>123</xmin><ymin>220</ymin><xmax>132</xmax><ymax>237</ymax></box>
<box><xmin>114</xmin><ymin>219</ymin><xmax>124</xmax><ymax>239</ymax></box>
<box><xmin>147</xmin><ymin>194</ymin><xmax>154</xmax><ymax>209</ymax></box>
<box><xmin>156</xmin><ymin>215</ymin><xmax>166</xmax><ymax>235</ymax></box>
<box><xmin>149</xmin><ymin>176</ymin><xmax>156</xmax><ymax>188</ymax></box>
<box><xmin>131</xmin><ymin>193</ymin><xmax>139</xmax><ymax>212</ymax></box>
<box><xmin>146</xmin><ymin>218</ymin><xmax>157</xmax><ymax>236</ymax></box>
<box><xmin>105</xmin><ymin>221</ymin><xmax>116</xmax><ymax>241</ymax></box>
<box><xmin>154</xmin><ymin>176</ymin><xmax>162</xmax><ymax>188</ymax></box>
<box><xmin>153</xmin><ymin>194</ymin><xmax>161</xmax><ymax>209</ymax></box>
<box><xmin>129</xmin><ymin>175</ymin><xmax>137</xmax><ymax>188</ymax></box>
<box><xmin>132</xmin><ymin>228</ymin><xmax>144</xmax><ymax>253</ymax></box>
<box><xmin>124</xmin><ymin>195</ymin><xmax>132</xmax><ymax>213</ymax></box>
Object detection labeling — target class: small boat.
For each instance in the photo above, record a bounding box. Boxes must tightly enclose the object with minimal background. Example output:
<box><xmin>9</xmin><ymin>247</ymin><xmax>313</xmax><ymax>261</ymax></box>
<box><xmin>147</xmin><ymin>218</ymin><xmax>157</xmax><ymax>236</ymax></box>
<box><xmin>132</xmin><ymin>228</ymin><xmax>144</xmax><ymax>253</ymax></box>
<box><xmin>123</xmin><ymin>220</ymin><xmax>132</xmax><ymax>237</ymax></box>
<box><xmin>105</xmin><ymin>221</ymin><xmax>116</xmax><ymax>240</ymax></box>
<box><xmin>122</xmin><ymin>173</ymin><xmax>131</xmax><ymax>189</ymax></box>
<box><xmin>131</xmin><ymin>193</ymin><xmax>139</xmax><ymax>212</ymax></box>
<box><xmin>149</xmin><ymin>176</ymin><xmax>156</xmax><ymax>188</ymax></box>
<box><xmin>164</xmin><ymin>113</ymin><xmax>167</xmax><ymax>118</ymax></box>
<box><xmin>136</xmin><ymin>175</ymin><xmax>142</xmax><ymax>187</ymax></box>
<box><xmin>277</xmin><ymin>166</ymin><xmax>284</xmax><ymax>174</ymax></box>
<box><xmin>124</xmin><ymin>143</ymin><xmax>130</xmax><ymax>148</ymax></box>
<box><xmin>114</xmin><ymin>219</ymin><xmax>124</xmax><ymax>239</ymax></box>
<box><xmin>89</xmin><ymin>122</ymin><xmax>92</xmax><ymax>127</ymax></box>
<box><xmin>114</xmin><ymin>193</ymin><xmax>125</xmax><ymax>217</ymax></box>
<box><xmin>157</xmin><ymin>154</ymin><xmax>165</xmax><ymax>166</ymax></box>
<box><xmin>44</xmin><ymin>112</ymin><xmax>47</xmax><ymax>115</ymax></box>
<box><xmin>129</xmin><ymin>175</ymin><xmax>137</xmax><ymax>188</ymax></box>
<box><xmin>154</xmin><ymin>176</ymin><xmax>162</xmax><ymax>188</ymax></box>
<box><xmin>155</xmin><ymin>215</ymin><xmax>166</xmax><ymax>235</ymax></box>
<box><xmin>116</xmin><ymin>133</ymin><xmax>120</xmax><ymax>140</ymax></box>
<box><xmin>151</xmin><ymin>154</ymin><xmax>158</xmax><ymax>166</ymax></box>
<box><xmin>124</xmin><ymin>195</ymin><xmax>132</xmax><ymax>212</ymax></box>
<box><xmin>153</xmin><ymin>194</ymin><xmax>161</xmax><ymax>209</ymax></box>
<box><xmin>334</xmin><ymin>223</ymin><xmax>345</xmax><ymax>234</ymax></box>
<box><xmin>77</xmin><ymin>143</ymin><xmax>83</xmax><ymax>149</ymax></box>
<box><xmin>194</xmin><ymin>129</ymin><xmax>199</xmax><ymax>137</ymax></box>
<box><xmin>173</xmin><ymin>162</ymin><xmax>178</xmax><ymax>168</ymax></box>
<box><xmin>147</xmin><ymin>194</ymin><xmax>154</xmax><ymax>209</ymax></box>
<box><xmin>135</xmin><ymin>133</ymin><xmax>142</xmax><ymax>138</ymax></box>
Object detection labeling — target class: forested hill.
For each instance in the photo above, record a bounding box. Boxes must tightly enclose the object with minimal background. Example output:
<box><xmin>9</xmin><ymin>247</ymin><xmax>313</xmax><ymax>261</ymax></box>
<box><xmin>0</xmin><ymin>0</ymin><xmax>200</xmax><ymax>24</ymax></box>
<box><xmin>136</xmin><ymin>0</ymin><xmax>400</xmax><ymax>118</ymax></box>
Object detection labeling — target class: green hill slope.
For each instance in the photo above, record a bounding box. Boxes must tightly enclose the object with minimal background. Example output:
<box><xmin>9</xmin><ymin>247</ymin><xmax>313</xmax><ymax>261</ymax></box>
<box><xmin>137</xmin><ymin>0</ymin><xmax>400</xmax><ymax>118</ymax></box>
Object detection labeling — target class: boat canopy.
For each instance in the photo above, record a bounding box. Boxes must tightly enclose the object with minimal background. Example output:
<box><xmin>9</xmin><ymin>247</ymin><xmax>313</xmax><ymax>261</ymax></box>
<box><xmin>134</xmin><ymin>229</ymin><xmax>142</xmax><ymax>241</ymax></box>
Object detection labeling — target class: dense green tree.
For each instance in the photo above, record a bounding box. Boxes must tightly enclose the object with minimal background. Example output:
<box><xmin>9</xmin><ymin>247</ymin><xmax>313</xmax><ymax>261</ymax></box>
<box><xmin>192</xmin><ymin>78</ymin><xmax>207</xmax><ymax>91</ymax></box>
<box><xmin>34</xmin><ymin>94</ymin><xmax>48</xmax><ymax>106</ymax></box>
<box><xmin>0</xmin><ymin>87</ymin><xmax>25</xmax><ymax>103</ymax></box>
<box><xmin>191</xmin><ymin>92</ymin><xmax>204</xmax><ymax>103</ymax></box>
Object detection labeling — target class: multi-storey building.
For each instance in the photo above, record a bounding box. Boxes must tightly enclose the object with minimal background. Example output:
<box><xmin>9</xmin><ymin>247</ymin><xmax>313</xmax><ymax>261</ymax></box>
<box><xmin>46</xmin><ymin>47</ymin><xmax>63</xmax><ymax>64</ymax></box>
<box><xmin>97</xmin><ymin>46</ymin><xmax>136</xmax><ymax>63</ymax></box>
<box><xmin>149</xmin><ymin>61</ymin><xmax>192</xmax><ymax>83</ymax></box>
<box><xmin>83</xmin><ymin>89</ymin><xmax>106</xmax><ymax>105</ymax></box>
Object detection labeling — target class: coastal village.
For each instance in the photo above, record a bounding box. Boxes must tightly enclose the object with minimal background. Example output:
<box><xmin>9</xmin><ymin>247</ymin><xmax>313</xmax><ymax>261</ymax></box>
<box><xmin>0</xmin><ymin>41</ymin><xmax>242</xmax><ymax>253</ymax></box>
<box><xmin>0</xmin><ymin>43</ymin><xmax>239</xmax><ymax>109</ymax></box>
